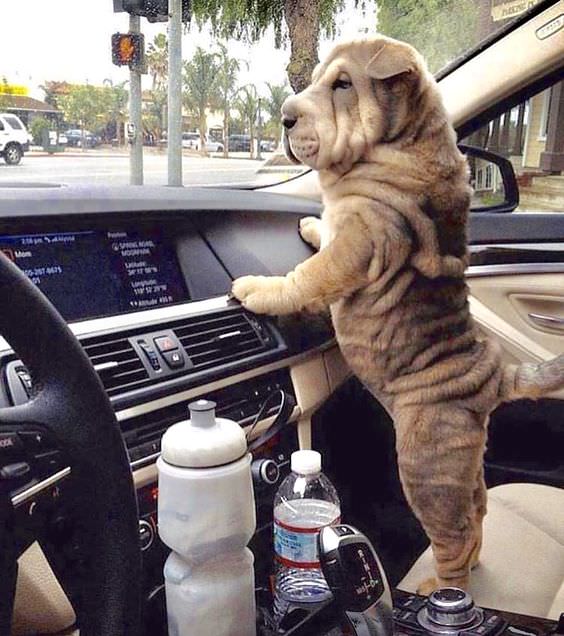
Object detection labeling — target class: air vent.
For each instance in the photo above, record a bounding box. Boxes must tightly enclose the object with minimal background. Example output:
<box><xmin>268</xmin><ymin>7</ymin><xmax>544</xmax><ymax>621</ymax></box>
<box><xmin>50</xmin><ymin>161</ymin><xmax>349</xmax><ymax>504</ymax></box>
<box><xmin>82</xmin><ymin>335</ymin><xmax>151</xmax><ymax>397</ymax></box>
<box><xmin>173</xmin><ymin>309</ymin><xmax>273</xmax><ymax>371</ymax></box>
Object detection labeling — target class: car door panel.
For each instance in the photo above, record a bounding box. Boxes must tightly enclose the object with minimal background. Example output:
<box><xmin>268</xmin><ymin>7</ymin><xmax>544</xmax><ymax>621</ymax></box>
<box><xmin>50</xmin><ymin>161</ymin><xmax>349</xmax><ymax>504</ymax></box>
<box><xmin>467</xmin><ymin>211</ymin><xmax>564</xmax><ymax>489</ymax></box>
<box><xmin>469</xmin><ymin>273</ymin><xmax>564</xmax><ymax>364</ymax></box>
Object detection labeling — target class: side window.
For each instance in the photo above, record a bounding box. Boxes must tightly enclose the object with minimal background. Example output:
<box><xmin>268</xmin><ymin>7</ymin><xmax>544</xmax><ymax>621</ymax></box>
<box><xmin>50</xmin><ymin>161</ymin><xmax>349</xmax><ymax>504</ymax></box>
<box><xmin>463</xmin><ymin>79</ymin><xmax>564</xmax><ymax>213</ymax></box>
<box><xmin>0</xmin><ymin>120</ymin><xmax>4</xmax><ymax>132</ymax></box>
<box><xmin>4</xmin><ymin>116</ymin><xmax>23</xmax><ymax>130</ymax></box>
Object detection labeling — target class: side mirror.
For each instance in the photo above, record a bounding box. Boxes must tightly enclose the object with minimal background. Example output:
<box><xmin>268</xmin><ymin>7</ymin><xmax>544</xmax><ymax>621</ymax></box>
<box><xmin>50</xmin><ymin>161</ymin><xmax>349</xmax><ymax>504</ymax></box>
<box><xmin>458</xmin><ymin>144</ymin><xmax>519</xmax><ymax>213</ymax></box>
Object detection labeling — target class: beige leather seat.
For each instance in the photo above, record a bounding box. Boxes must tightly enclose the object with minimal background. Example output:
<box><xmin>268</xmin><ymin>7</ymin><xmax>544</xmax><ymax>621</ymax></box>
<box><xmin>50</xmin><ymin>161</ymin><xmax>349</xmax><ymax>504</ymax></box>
<box><xmin>399</xmin><ymin>483</ymin><xmax>564</xmax><ymax>620</ymax></box>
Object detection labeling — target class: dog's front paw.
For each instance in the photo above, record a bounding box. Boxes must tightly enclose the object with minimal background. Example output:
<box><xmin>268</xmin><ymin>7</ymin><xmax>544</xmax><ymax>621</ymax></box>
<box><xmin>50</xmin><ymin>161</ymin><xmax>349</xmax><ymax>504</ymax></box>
<box><xmin>299</xmin><ymin>216</ymin><xmax>321</xmax><ymax>250</ymax></box>
<box><xmin>231</xmin><ymin>275</ymin><xmax>298</xmax><ymax>315</ymax></box>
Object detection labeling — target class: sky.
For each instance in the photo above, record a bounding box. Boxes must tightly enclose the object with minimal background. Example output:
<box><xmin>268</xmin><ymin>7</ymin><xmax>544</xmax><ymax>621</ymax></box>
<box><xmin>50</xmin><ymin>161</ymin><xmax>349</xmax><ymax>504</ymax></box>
<box><xmin>0</xmin><ymin>1</ymin><xmax>377</xmax><ymax>100</ymax></box>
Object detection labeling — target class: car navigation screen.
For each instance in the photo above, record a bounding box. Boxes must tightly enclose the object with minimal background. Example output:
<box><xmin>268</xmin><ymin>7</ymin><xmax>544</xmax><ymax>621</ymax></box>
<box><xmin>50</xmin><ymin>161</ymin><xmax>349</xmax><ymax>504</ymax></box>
<box><xmin>0</xmin><ymin>229</ymin><xmax>189</xmax><ymax>321</ymax></box>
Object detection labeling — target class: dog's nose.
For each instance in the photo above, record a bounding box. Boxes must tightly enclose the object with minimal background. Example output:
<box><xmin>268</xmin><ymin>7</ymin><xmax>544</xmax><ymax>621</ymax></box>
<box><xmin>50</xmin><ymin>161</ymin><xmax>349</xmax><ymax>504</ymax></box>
<box><xmin>282</xmin><ymin>117</ymin><xmax>297</xmax><ymax>130</ymax></box>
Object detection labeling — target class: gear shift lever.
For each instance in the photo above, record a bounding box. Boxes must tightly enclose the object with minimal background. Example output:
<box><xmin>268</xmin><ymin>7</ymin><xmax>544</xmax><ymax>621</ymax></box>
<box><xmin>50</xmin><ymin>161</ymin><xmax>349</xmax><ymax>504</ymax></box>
<box><xmin>318</xmin><ymin>525</ymin><xmax>393</xmax><ymax>636</ymax></box>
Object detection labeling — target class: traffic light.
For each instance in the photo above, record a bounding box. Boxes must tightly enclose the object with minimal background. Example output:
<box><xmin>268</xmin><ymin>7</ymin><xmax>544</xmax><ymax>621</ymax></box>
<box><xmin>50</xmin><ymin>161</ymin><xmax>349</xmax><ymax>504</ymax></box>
<box><xmin>116</xmin><ymin>0</ymin><xmax>191</xmax><ymax>23</ymax></box>
<box><xmin>112</xmin><ymin>32</ymin><xmax>145</xmax><ymax>69</ymax></box>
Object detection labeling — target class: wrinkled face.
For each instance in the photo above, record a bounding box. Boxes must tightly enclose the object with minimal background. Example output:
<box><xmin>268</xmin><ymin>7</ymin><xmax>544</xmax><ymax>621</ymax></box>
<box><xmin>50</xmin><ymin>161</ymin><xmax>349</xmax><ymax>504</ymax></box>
<box><xmin>281</xmin><ymin>37</ymin><xmax>427</xmax><ymax>172</ymax></box>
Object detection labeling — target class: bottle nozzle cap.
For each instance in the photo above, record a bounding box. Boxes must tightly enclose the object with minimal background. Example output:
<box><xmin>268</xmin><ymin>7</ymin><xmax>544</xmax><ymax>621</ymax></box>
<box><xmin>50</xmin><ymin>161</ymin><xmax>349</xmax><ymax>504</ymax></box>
<box><xmin>291</xmin><ymin>450</ymin><xmax>321</xmax><ymax>475</ymax></box>
<box><xmin>188</xmin><ymin>399</ymin><xmax>217</xmax><ymax>428</ymax></box>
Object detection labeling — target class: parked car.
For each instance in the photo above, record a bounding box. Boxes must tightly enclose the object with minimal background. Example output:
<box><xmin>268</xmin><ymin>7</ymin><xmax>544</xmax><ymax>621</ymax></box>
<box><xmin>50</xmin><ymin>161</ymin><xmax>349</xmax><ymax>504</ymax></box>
<box><xmin>260</xmin><ymin>139</ymin><xmax>276</xmax><ymax>153</ymax></box>
<box><xmin>65</xmin><ymin>129</ymin><xmax>100</xmax><ymax>148</ymax></box>
<box><xmin>182</xmin><ymin>132</ymin><xmax>224</xmax><ymax>153</ymax></box>
<box><xmin>181</xmin><ymin>132</ymin><xmax>200</xmax><ymax>150</ymax></box>
<box><xmin>0</xmin><ymin>113</ymin><xmax>31</xmax><ymax>165</ymax></box>
<box><xmin>228</xmin><ymin>134</ymin><xmax>251</xmax><ymax>152</ymax></box>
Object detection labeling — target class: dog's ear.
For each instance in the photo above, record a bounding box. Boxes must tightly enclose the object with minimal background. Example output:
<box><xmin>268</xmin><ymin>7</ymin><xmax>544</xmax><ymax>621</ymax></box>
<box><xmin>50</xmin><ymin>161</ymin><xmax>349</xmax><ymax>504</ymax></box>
<box><xmin>366</xmin><ymin>44</ymin><xmax>415</xmax><ymax>80</ymax></box>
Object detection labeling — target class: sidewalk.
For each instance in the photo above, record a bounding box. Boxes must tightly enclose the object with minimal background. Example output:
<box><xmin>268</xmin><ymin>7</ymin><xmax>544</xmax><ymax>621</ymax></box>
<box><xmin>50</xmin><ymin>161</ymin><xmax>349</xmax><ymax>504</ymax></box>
<box><xmin>27</xmin><ymin>146</ymin><xmax>276</xmax><ymax>161</ymax></box>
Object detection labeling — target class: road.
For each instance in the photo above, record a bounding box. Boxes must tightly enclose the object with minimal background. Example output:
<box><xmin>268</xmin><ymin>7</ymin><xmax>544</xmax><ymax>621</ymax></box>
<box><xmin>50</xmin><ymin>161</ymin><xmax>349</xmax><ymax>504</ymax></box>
<box><xmin>0</xmin><ymin>151</ymin><xmax>276</xmax><ymax>187</ymax></box>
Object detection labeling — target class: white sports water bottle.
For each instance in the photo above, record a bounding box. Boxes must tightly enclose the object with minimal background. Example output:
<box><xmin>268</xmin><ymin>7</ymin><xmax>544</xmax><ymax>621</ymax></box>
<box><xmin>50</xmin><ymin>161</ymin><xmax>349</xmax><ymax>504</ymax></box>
<box><xmin>273</xmin><ymin>450</ymin><xmax>341</xmax><ymax>623</ymax></box>
<box><xmin>157</xmin><ymin>399</ymin><xmax>256</xmax><ymax>636</ymax></box>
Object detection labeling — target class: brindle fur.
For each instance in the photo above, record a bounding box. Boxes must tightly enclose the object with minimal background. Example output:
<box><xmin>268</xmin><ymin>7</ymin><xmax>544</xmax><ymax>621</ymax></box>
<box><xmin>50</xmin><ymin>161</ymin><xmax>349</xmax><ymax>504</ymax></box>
<box><xmin>232</xmin><ymin>36</ymin><xmax>564</xmax><ymax>593</ymax></box>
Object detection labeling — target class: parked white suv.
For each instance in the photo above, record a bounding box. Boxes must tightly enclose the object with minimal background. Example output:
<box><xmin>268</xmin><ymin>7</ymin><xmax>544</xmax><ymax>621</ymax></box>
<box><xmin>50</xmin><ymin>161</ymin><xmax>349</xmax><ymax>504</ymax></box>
<box><xmin>0</xmin><ymin>113</ymin><xmax>32</xmax><ymax>165</ymax></box>
<box><xmin>181</xmin><ymin>132</ymin><xmax>224</xmax><ymax>153</ymax></box>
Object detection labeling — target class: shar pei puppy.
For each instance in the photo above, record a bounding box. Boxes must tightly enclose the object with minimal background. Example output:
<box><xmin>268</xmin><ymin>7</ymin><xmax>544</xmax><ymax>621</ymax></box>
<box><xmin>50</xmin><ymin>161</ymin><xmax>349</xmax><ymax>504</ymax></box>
<box><xmin>232</xmin><ymin>36</ymin><xmax>564</xmax><ymax>593</ymax></box>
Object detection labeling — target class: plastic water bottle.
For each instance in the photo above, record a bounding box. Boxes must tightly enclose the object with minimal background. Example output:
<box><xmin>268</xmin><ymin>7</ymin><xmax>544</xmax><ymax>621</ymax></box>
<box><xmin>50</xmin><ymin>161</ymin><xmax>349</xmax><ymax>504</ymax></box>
<box><xmin>273</xmin><ymin>450</ymin><xmax>340</xmax><ymax>623</ymax></box>
<box><xmin>157</xmin><ymin>400</ymin><xmax>256</xmax><ymax>636</ymax></box>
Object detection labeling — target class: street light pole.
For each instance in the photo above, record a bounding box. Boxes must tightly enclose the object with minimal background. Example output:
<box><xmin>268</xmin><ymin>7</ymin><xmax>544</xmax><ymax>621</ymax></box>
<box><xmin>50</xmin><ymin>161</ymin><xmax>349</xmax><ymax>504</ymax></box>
<box><xmin>129</xmin><ymin>14</ymin><xmax>144</xmax><ymax>185</ymax></box>
<box><xmin>257</xmin><ymin>98</ymin><xmax>262</xmax><ymax>161</ymax></box>
<box><xmin>168</xmin><ymin>0</ymin><xmax>183</xmax><ymax>186</ymax></box>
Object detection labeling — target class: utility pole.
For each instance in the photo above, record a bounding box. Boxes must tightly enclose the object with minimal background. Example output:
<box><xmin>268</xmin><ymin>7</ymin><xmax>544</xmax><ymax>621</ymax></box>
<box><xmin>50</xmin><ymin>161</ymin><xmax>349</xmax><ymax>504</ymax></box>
<box><xmin>168</xmin><ymin>0</ymin><xmax>183</xmax><ymax>186</ymax></box>
<box><xmin>129</xmin><ymin>14</ymin><xmax>144</xmax><ymax>185</ymax></box>
<box><xmin>257</xmin><ymin>98</ymin><xmax>262</xmax><ymax>161</ymax></box>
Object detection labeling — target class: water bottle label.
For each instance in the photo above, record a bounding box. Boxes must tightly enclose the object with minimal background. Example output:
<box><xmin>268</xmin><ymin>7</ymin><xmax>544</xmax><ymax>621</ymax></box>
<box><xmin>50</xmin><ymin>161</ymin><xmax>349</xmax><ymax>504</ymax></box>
<box><xmin>274</xmin><ymin>517</ymin><xmax>340</xmax><ymax>569</ymax></box>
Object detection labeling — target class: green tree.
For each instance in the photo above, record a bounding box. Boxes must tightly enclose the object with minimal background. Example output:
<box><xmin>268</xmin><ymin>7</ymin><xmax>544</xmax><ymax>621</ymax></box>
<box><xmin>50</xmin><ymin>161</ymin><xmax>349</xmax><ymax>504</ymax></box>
<box><xmin>235</xmin><ymin>85</ymin><xmax>259</xmax><ymax>158</ymax></box>
<box><xmin>40</xmin><ymin>81</ymin><xmax>72</xmax><ymax>110</ymax></box>
<box><xmin>144</xmin><ymin>89</ymin><xmax>167</xmax><ymax>141</ymax></box>
<box><xmin>265</xmin><ymin>82</ymin><xmax>291</xmax><ymax>149</ymax></box>
<box><xmin>216</xmin><ymin>42</ymin><xmax>242</xmax><ymax>157</ymax></box>
<box><xmin>376</xmin><ymin>0</ymin><xmax>478</xmax><ymax>74</ymax></box>
<box><xmin>183</xmin><ymin>47</ymin><xmax>221</xmax><ymax>152</ymax></box>
<box><xmin>59</xmin><ymin>85</ymin><xmax>106</xmax><ymax>150</ymax></box>
<box><xmin>147</xmin><ymin>33</ymin><xmax>169</xmax><ymax>91</ymax></box>
<box><xmin>102</xmin><ymin>80</ymin><xmax>129</xmax><ymax>145</ymax></box>
<box><xmin>145</xmin><ymin>33</ymin><xmax>169</xmax><ymax>137</ymax></box>
<box><xmin>30</xmin><ymin>117</ymin><xmax>51</xmax><ymax>145</ymax></box>
<box><xmin>191</xmin><ymin>0</ymin><xmax>354</xmax><ymax>92</ymax></box>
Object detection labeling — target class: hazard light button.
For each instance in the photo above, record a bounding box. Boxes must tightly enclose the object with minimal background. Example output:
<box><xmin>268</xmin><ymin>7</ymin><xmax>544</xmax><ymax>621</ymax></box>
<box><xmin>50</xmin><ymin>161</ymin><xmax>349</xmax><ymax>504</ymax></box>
<box><xmin>154</xmin><ymin>335</ymin><xmax>178</xmax><ymax>353</ymax></box>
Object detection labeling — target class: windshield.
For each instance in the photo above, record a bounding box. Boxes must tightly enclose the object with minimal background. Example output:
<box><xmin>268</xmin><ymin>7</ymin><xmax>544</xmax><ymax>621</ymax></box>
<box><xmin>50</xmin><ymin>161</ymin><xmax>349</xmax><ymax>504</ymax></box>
<box><xmin>0</xmin><ymin>0</ymin><xmax>539</xmax><ymax>188</ymax></box>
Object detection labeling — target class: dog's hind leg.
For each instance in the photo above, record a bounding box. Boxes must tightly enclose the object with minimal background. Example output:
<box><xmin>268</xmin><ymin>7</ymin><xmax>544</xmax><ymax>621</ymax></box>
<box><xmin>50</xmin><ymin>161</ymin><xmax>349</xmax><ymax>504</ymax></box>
<box><xmin>469</xmin><ymin>468</ymin><xmax>487</xmax><ymax>570</ymax></box>
<box><xmin>395</xmin><ymin>405</ymin><xmax>488</xmax><ymax>594</ymax></box>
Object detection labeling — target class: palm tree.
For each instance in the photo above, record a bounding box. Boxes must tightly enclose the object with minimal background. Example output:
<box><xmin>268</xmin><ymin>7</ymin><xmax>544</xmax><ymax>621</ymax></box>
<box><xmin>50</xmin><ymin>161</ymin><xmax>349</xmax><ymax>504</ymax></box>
<box><xmin>102</xmin><ymin>80</ymin><xmax>129</xmax><ymax>146</ymax></box>
<box><xmin>265</xmin><ymin>82</ymin><xmax>291</xmax><ymax>149</ymax></box>
<box><xmin>235</xmin><ymin>85</ymin><xmax>259</xmax><ymax>159</ymax></box>
<box><xmin>183</xmin><ymin>47</ymin><xmax>221</xmax><ymax>153</ymax></box>
<box><xmin>147</xmin><ymin>33</ymin><xmax>168</xmax><ymax>91</ymax></box>
<box><xmin>146</xmin><ymin>34</ymin><xmax>169</xmax><ymax>135</ymax></box>
<box><xmin>216</xmin><ymin>43</ymin><xmax>242</xmax><ymax>158</ymax></box>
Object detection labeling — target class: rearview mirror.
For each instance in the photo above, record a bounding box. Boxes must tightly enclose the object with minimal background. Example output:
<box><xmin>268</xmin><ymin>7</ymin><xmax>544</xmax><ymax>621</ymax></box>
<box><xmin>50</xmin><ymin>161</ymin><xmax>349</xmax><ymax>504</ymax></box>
<box><xmin>458</xmin><ymin>144</ymin><xmax>519</xmax><ymax>213</ymax></box>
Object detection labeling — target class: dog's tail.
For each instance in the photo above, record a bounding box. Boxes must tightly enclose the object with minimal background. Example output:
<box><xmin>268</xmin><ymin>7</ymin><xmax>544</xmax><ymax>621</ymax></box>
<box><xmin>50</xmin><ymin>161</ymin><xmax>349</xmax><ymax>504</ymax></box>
<box><xmin>499</xmin><ymin>354</ymin><xmax>564</xmax><ymax>402</ymax></box>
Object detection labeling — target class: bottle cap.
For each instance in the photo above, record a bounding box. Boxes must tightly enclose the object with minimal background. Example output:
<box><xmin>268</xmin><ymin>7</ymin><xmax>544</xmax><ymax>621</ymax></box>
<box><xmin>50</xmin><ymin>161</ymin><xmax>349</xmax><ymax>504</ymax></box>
<box><xmin>188</xmin><ymin>399</ymin><xmax>216</xmax><ymax>428</ymax></box>
<box><xmin>161</xmin><ymin>400</ymin><xmax>247</xmax><ymax>468</ymax></box>
<box><xmin>291</xmin><ymin>450</ymin><xmax>321</xmax><ymax>475</ymax></box>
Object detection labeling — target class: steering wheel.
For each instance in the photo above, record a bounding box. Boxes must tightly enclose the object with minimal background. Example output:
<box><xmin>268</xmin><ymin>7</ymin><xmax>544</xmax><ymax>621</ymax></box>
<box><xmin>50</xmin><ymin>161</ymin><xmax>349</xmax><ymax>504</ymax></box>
<box><xmin>0</xmin><ymin>253</ymin><xmax>142</xmax><ymax>634</ymax></box>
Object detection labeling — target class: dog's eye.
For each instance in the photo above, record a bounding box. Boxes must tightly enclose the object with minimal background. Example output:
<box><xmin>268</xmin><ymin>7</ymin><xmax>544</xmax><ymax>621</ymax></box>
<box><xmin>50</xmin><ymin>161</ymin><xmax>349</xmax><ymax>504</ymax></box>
<box><xmin>332</xmin><ymin>78</ymin><xmax>352</xmax><ymax>90</ymax></box>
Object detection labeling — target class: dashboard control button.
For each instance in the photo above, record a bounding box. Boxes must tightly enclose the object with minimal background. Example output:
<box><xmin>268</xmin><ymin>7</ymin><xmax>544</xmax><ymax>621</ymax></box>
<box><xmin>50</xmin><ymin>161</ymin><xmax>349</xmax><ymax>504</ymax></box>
<box><xmin>154</xmin><ymin>336</ymin><xmax>178</xmax><ymax>353</ymax></box>
<box><xmin>0</xmin><ymin>461</ymin><xmax>31</xmax><ymax>480</ymax></box>
<box><xmin>251</xmin><ymin>459</ymin><xmax>280</xmax><ymax>488</ymax></box>
<box><xmin>139</xmin><ymin>519</ymin><xmax>155</xmax><ymax>551</ymax></box>
<box><xmin>396</xmin><ymin>594</ymin><xmax>427</xmax><ymax>613</ymax></box>
<box><xmin>138</xmin><ymin>339</ymin><xmax>162</xmax><ymax>371</ymax></box>
<box><xmin>162</xmin><ymin>350</ymin><xmax>185</xmax><ymax>369</ymax></box>
<box><xmin>15</xmin><ymin>367</ymin><xmax>33</xmax><ymax>394</ymax></box>
<box><xmin>19</xmin><ymin>430</ymin><xmax>53</xmax><ymax>453</ymax></box>
<box><xmin>0</xmin><ymin>432</ymin><xmax>23</xmax><ymax>454</ymax></box>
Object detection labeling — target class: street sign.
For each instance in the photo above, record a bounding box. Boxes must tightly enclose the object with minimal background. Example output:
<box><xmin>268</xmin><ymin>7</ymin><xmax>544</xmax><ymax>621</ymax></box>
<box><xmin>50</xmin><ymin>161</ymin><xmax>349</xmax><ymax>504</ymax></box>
<box><xmin>111</xmin><ymin>33</ymin><xmax>146</xmax><ymax>72</ymax></box>
<box><xmin>126</xmin><ymin>123</ymin><xmax>137</xmax><ymax>142</ymax></box>
<box><xmin>0</xmin><ymin>84</ymin><xmax>28</xmax><ymax>96</ymax></box>
<box><xmin>491</xmin><ymin>0</ymin><xmax>540</xmax><ymax>22</ymax></box>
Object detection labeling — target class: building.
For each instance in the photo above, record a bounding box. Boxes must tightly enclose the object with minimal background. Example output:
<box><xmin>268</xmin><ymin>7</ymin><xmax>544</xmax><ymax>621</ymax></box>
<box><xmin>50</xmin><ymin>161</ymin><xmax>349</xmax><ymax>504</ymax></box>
<box><xmin>467</xmin><ymin>0</ymin><xmax>563</xmax><ymax>210</ymax></box>
<box><xmin>0</xmin><ymin>94</ymin><xmax>60</xmax><ymax>127</ymax></box>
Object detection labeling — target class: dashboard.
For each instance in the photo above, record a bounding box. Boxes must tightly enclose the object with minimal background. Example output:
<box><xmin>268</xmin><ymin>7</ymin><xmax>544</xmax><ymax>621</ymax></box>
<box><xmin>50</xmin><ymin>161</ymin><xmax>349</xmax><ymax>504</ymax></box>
<box><xmin>0</xmin><ymin>186</ymin><xmax>348</xmax><ymax>632</ymax></box>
